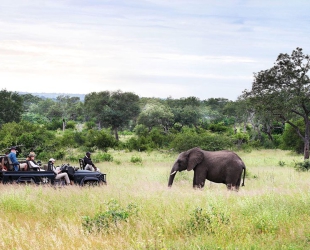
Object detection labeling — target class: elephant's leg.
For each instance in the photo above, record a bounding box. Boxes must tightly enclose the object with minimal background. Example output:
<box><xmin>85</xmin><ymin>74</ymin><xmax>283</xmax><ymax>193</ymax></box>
<box><xmin>193</xmin><ymin>169</ymin><xmax>207</xmax><ymax>189</ymax></box>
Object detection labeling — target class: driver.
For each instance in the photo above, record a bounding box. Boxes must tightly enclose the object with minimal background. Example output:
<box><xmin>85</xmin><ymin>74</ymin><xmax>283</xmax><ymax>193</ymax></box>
<box><xmin>83</xmin><ymin>152</ymin><xmax>99</xmax><ymax>172</ymax></box>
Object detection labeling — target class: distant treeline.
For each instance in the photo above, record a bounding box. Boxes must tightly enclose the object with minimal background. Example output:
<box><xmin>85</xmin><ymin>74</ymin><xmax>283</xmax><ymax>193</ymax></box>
<box><xmin>0</xmin><ymin>83</ymin><xmax>304</xmax><ymax>161</ymax></box>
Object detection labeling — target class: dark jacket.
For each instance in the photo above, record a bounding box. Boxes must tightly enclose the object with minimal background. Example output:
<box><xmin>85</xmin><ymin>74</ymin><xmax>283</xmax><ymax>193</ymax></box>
<box><xmin>83</xmin><ymin>155</ymin><xmax>95</xmax><ymax>167</ymax></box>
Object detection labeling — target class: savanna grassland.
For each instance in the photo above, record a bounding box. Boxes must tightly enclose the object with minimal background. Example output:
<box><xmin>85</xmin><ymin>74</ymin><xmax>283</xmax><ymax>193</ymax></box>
<box><xmin>1</xmin><ymin>149</ymin><xmax>310</xmax><ymax>250</ymax></box>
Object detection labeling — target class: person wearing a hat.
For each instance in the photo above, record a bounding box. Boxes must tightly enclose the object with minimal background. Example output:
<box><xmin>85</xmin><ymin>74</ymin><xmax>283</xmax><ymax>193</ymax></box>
<box><xmin>27</xmin><ymin>152</ymin><xmax>44</xmax><ymax>171</ymax></box>
<box><xmin>8</xmin><ymin>146</ymin><xmax>27</xmax><ymax>171</ymax></box>
<box><xmin>49</xmin><ymin>158</ymin><xmax>71</xmax><ymax>185</ymax></box>
<box><xmin>83</xmin><ymin>152</ymin><xmax>99</xmax><ymax>172</ymax></box>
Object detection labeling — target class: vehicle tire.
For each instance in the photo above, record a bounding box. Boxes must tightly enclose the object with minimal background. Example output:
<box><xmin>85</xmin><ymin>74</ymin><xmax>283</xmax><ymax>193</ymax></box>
<box><xmin>83</xmin><ymin>180</ymin><xmax>100</xmax><ymax>186</ymax></box>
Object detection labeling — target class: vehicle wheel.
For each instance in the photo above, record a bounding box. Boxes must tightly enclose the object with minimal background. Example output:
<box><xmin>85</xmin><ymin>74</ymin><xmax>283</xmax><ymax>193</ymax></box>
<box><xmin>83</xmin><ymin>180</ymin><xmax>100</xmax><ymax>186</ymax></box>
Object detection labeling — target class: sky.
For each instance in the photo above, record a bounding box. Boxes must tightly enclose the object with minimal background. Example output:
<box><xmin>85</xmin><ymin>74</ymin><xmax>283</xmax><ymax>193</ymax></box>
<box><xmin>1</xmin><ymin>0</ymin><xmax>310</xmax><ymax>101</ymax></box>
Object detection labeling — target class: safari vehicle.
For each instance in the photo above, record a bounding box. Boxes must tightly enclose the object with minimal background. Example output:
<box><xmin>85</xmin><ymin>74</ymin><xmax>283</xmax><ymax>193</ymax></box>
<box><xmin>0</xmin><ymin>154</ymin><xmax>107</xmax><ymax>186</ymax></box>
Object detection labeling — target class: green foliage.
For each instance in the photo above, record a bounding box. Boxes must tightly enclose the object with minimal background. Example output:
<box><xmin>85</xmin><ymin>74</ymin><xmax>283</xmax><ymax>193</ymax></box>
<box><xmin>94</xmin><ymin>152</ymin><xmax>113</xmax><ymax>162</ymax></box>
<box><xmin>278</xmin><ymin>160</ymin><xmax>285</xmax><ymax>167</ymax></box>
<box><xmin>133</xmin><ymin>124</ymin><xmax>149</xmax><ymax>137</ymax></box>
<box><xmin>244</xmin><ymin>48</ymin><xmax>310</xmax><ymax>159</ymax></box>
<box><xmin>46</xmin><ymin>119</ymin><xmax>63</xmax><ymax>130</ymax></box>
<box><xmin>208</xmin><ymin>122</ymin><xmax>228</xmax><ymax>133</ymax></box>
<box><xmin>82</xmin><ymin>199</ymin><xmax>138</xmax><ymax>233</ymax></box>
<box><xmin>21</xmin><ymin>112</ymin><xmax>49</xmax><ymax>124</ymax></box>
<box><xmin>170</xmin><ymin>127</ymin><xmax>233</xmax><ymax>152</ymax></box>
<box><xmin>94</xmin><ymin>130</ymin><xmax>117</xmax><ymax>151</ymax></box>
<box><xmin>184</xmin><ymin>205</ymin><xmax>230</xmax><ymax>235</ymax></box>
<box><xmin>85</xmin><ymin>121</ymin><xmax>97</xmax><ymax>130</ymax></box>
<box><xmin>65</xmin><ymin>120</ymin><xmax>76</xmax><ymax>129</ymax></box>
<box><xmin>281</xmin><ymin>120</ymin><xmax>304</xmax><ymax>154</ymax></box>
<box><xmin>294</xmin><ymin>160</ymin><xmax>310</xmax><ymax>172</ymax></box>
<box><xmin>0</xmin><ymin>89</ymin><xmax>24</xmax><ymax>126</ymax></box>
<box><xmin>124</xmin><ymin>136</ymin><xmax>151</xmax><ymax>152</ymax></box>
<box><xmin>84</xmin><ymin>90</ymin><xmax>140</xmax><ymax>140</ymax></box>
<box><xmin>54</xmin><ymin>150</ymin><xmax>66</xmax><ymax>160</ymax></box>
<box><xmin>137</xmin><ymin>101</ymin><xmax>174</xmax><ymax>132</ymax></box>
<box><xmin>0</xmin><ymin>121</ymin><xmax>58</xmax><ymax>159</ymax></box>
<box><xmin>130</xmin><ymin>155</ymin><xmax>142</xmax><ymax>164</ymax></box>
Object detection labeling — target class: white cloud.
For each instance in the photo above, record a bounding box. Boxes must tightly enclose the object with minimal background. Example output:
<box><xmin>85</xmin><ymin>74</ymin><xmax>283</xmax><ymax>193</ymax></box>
<box><xmin>0</xmin><ymin>0</ymin><xmax>309</xmax><ymax>100</ymax></box>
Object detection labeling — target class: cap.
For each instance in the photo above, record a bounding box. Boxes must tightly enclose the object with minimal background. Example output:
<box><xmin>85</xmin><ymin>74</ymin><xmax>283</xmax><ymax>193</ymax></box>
<box><xmin>10</xmin><ymin>146</ymin><xmax>16</xmax><ymax>150</ymax></box>
<box><xmin>49</xmin><ymin>158</ymin><xmax>56</xmax><ymax>162</ymax></box>
<box><xmin>28</xmin><ymin>152</ymin><xmax>36</xmax><ymax>157</ymax></box>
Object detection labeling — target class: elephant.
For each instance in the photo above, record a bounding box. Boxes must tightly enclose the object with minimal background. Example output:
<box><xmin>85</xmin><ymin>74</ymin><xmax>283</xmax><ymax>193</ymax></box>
<box><xmin>168</xmin><ymin>147</ymin><xmax>246</xmax><ymax>191</ymax></box>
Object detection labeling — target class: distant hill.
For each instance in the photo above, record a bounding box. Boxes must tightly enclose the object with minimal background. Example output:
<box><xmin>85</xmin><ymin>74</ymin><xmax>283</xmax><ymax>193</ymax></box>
<box><xmin>19</xmin><ymin>92</ymin><xmax>85</xmax><ymax>101</ymax></box>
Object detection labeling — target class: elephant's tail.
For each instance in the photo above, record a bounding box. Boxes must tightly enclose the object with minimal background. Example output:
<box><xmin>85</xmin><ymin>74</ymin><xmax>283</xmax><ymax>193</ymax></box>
<box><xmin>241</xmin><ymin>165</ymin><xmax>246</xmax><ymax>186</ymax></box>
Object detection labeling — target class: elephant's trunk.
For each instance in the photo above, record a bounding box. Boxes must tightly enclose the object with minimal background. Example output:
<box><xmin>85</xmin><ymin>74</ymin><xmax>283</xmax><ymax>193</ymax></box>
<box><xmin>168</xmin><ymin>163</ymin><xmax>178</xmax><ymax>187</ymax></box>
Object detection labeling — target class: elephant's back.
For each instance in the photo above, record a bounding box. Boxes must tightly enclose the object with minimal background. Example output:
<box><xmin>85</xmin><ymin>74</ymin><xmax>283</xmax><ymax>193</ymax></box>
<box><xmin>205</xmin><ymin>150</ymin><xmax>245</xmax><ymax>167</ymax></box>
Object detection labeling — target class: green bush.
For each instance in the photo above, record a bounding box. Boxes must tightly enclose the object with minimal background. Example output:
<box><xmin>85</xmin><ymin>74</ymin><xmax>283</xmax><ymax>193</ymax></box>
<box><xmin>130</xmin><ymin>155</ymin><xmax>142</xmax><ymax>164</ymax></box>
<box><xmin>82</xmin><ymin>199</ymin><xmax>138</xmax><ymax>233</ymax></box>
<box><xmin>184</xmin><ymin>205</ymin><xmax>230</xmax><ymax>235</ymax></box>
<box><xmin>294</xmin><ymin>160</ymin><xmax>310</xmax><ymax>172</ymax></box>
<box><xmin>170</xmin><ymin>129</ymin><xmax>233</xmax><ymax>152</ymax></box>
<box><xmin>208</xmin><ymin>122</ymin><xmax>228</xmax><ymax>133</ymax></box>
<box><xmin>281</xmin><ymin>120</ymin><xmax>304</xmax><ymax>154</ymax></box>
<box><xmin>95</xmin><ymin>152</ymin><xmax>113</xmax><ymax>162</ymax></box>
<box><xmin>54</xmin><ymin>150</ymin><xmax>65</xmax><ymax>160</ymax></box>
<box><xmin>125</xmin><ymin>136</ymin><xmax>149</xmax><ymax>152</ymax></box>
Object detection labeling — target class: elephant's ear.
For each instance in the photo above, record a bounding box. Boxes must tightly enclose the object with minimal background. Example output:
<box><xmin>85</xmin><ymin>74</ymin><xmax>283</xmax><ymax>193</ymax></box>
<box><xmin>187</xmin><ymin>148</ymin><xmax>204</xmax><ymax>171</ymax></box>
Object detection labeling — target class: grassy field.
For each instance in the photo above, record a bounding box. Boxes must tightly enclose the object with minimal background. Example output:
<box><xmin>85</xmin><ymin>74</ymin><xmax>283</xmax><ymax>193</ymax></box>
<box><xmin>1</xmin><ymin>149</ymin><xmax>310</xmax><ymax>249</ymax></box>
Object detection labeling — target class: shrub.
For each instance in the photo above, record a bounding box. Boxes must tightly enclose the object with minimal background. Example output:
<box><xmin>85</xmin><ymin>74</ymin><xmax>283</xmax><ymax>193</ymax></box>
<box><xmin>94</xmin><ymin>130</ymin><xmax>117</xmax><ymax>151</ymax></box>
<box><xmin>294</xmin><ymin>160</ymin><xmax>310</xmax><ymax>172</ymax></box>
<box><xmin>170</xmin><ymin>129</ymin><xmax>233</xmax><ymax>152</ymax></box>
<box><xmin>54</xmin><ymin>150</ymin><xmax>65</xmax><ymax>160</ymax></box>
<box><xmin>208</xmin><ymin>122</ymin><xmax>228</xmax><ymax>133</ymax></box>
<box><xmin>125</xmin><ymin>136</ymin><xmax>149</xmax><ymax>152</ymax></box>
<box><xmin>184</xmin><ymin>205</ymin><xmax>230</xmax><ymax>235</ymax></box>
<box><xmin>95</xmin><ymin>152</ymin><xmax>113</xmax><ymax>162</ymax></box>
<box><xmin>130</xmin><ymin>155</ymin><xmax>142</xmax><ymax>164</ymax></box>
<box><xmin>82</xmin><ymin>199</ymin><xmax>138</xmax><ymax>233</ymax></box>
<box><xmin>281</xmin><ymin>120</ymin><xmax>304</xmax><ymax>154</ymax></box>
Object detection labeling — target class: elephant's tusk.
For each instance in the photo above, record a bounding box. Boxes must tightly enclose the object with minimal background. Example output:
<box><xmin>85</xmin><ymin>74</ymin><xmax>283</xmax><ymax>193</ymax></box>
<box><xmin>170</xmin><ymin>171</ymin><xmax>177</xmax><ymax>175</ymax></box>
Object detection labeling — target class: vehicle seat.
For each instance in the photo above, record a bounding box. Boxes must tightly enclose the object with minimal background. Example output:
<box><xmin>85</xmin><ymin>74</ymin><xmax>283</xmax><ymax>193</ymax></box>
<box><xmin>79</xmin><ymin>158</ymin><xmax>85</xmax><ymax>170</ymax></box>
<box><xmin>27</xmin><ymin>161</ymin><xmax>40</xmax><ymax>171</ymax></box>
<box><xmin>6</xmin><ymin>156</ymin><xmax>19</xmax><ymax>171</ymax></box>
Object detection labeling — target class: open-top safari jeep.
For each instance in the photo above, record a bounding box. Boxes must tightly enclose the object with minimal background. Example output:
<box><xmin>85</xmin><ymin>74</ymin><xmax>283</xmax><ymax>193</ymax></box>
<box><xmin>0</xmin><ymin>155</ymin><xmax>107</xmax><ymax>186</ymax></box>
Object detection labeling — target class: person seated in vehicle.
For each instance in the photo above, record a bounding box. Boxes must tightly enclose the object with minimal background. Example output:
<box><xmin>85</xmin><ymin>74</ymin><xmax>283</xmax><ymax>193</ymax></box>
<box><xmin>49</xmin><ymin>158</ymin><xmax>71</xmax><ymax>185</ymax></box>
<box><xmin>27</xmin><ymin>152</ymin><xmax>45</xmax><ymax>171</ymax></box>
<box><xmin>8</xmin><ymin>146</ymin><xmax>27</xmax><ymax>171</ymax></box>
<box><xmin>83</xmin><ymin>152</ymin><xmax>99</xmax><ymax>172</ymax></box>
<box><xmin>0</xmin><ymin>157</ymin><xmax>7</xmax><ymax>171</ymax></box>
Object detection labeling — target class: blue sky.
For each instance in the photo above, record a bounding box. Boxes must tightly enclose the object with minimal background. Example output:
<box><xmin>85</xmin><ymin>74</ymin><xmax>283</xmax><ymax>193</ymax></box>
<box><xmin>1</xmin><ymin>0</ymin><xmax>309</xmax><ymax>100</ymax></box>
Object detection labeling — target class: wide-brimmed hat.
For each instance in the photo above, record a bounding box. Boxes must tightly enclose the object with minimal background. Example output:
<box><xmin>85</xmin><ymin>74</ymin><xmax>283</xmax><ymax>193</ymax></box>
<box><xmin>28</xmin><ymin>152</ymin><xmax>36</xmax><ymax>157</ymax></box>
<box><xmin>49</xmin><ymin>158</ymin><xmax>56</xmax><ymax>162</ymax></box>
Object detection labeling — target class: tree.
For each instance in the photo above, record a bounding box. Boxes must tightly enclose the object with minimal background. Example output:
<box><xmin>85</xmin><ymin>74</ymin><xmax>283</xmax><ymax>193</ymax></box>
<box><xmin>166</xmin><ymin>96</ymin><xmax>201</xmax><ymax>128</ymax></box>
<box><xmin>244</xmin><ymin>47</ymin><xmax>310</xmax><ymax>159</ymax></box>
<box><xmin>84</xmin><ymin>91</ymin><xmax>110</xmax><ymax>127</ymax></box>
<box><xmin>0</xmin><ymin>89</ymin><xmax>24</xmax><ymax>127</ymax></box>
<box><xmin>137</xmin><ymin>101</ymin><xmax>174</xmax><ymax>132</ymax></box>
<box><xmin>84</xmin><ymin>90</ymin><xmax>140</xmax><ymax>140</ymax></box>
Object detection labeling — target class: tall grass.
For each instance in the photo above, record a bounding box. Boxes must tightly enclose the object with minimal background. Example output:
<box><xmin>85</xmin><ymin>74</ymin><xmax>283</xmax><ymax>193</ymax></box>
<box><xmin>0</xmin><ymin>149</ymin><xmax>310</xmax><ymax>249</ymax></box>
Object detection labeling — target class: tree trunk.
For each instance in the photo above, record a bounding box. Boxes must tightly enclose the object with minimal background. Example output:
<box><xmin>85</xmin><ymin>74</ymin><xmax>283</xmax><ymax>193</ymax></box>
<box><xmin>62</xmin><ymin>119</ymin><xmax>66</xmax><ymax>132</ymax></box>
<box><xmin>304</xmin><ymin>118</ymin><xmax>310</xmax><ymax>160</ymax></box>
<box><xmin>114</xmin><ymin>127</ymin><xmax>119</xmax><ymax>141</ymax></box>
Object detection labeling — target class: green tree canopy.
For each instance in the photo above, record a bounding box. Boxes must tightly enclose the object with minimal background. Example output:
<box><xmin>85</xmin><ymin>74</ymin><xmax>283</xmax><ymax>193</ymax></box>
<box><xmin>244</xmin><ymin>47</ymin><xmax>310</xmax><ymax>159</ymax></box>
<box><xmin>84</xmin><ymin>90</ymin><xmax>140</xmax><ymax>140</ymax></box>
<box><xmin>137</xmin><ymin>100</ymin><xmax>174</xmax><ymax>133</ymax></box>
<box><xmin>0</xmin><ymin>89</ymin><xmax>24</xmax><ymax>127</ymax></box>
